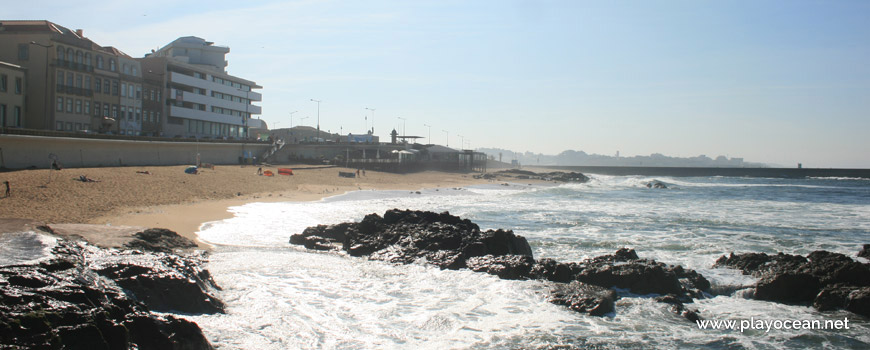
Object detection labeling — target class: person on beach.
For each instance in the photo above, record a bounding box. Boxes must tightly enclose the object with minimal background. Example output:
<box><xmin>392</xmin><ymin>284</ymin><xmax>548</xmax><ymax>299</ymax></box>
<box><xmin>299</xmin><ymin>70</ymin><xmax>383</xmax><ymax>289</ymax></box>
<box><xmin>362</xmin><ymin>168</ymin><xmax>366</xmax><ymax>177</ymax></box>
<box><xmin>257</xmin><ymin>167</ymin><xmax>263</xmax><ymax>175</ymax></box>
<box><xmin>3</xmin><ymin>181</ymin><xmax>9</xmax><ymax>197</ymax></box>
<box><xmin>356</xmin><ymin>169</ymin><xmax>360</xmax><ymax>177</ymax></box>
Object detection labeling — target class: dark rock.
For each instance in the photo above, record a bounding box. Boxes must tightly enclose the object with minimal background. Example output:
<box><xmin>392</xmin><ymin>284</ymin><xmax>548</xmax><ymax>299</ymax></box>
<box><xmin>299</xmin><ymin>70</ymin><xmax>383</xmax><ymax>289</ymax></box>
<box><xmin>545</xmin><ymin>172</ymin><xmax>591</xmax><ymax>183</ymax></box>
<box><xmin>715</xmin><ymin>250</ymin><xmax>870</xmax><ymax>316</ymax></box>
<box><xmin>548</xmin><ymin>281</ymin><xmax>617</xmax><ymax>316</ymax></box>
<box><xmin>90</xmin><ymin>250</ymin><xmax>225</xmax><ymax>314</ymax></box>
<box><xmin>859</xmin><ymin>244</ymin><xmax>870</xmax><ymax>259</ymax></box>
<box><xmin>845</xmin><ymin>287</ymin><xmax>870</xmax><ymax>317</ymax></box>
<box><xmin>0</xmin><ymin>238</ymin><xmax>214</xmax><ymax>349</ymax></box>
<box><xmin>125</xmin><ymin>228</ymin><xmax>199</xmax><ymax>253</ymax></box>
<box><xmin>466</xmin><ymin>254</ymin><xmax>536</xmax><ymax>280</ymax></box>
<box><xmin>289</xmin><ymin>210</ymin><xmax>710</xmax><ymax>317</ymax></box>
<box><xmin>645</xmin><ymin>180</ymin><xmax>668</xmax><ymax>189</ymax></box>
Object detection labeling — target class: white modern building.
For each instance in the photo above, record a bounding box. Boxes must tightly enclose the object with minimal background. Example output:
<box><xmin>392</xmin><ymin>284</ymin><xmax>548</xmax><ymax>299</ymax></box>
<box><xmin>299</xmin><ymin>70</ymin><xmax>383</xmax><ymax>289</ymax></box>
<box><xmin>140</xmin><ymin>36</ymin><xmax>261</xmax><ymax>139</ymax></box>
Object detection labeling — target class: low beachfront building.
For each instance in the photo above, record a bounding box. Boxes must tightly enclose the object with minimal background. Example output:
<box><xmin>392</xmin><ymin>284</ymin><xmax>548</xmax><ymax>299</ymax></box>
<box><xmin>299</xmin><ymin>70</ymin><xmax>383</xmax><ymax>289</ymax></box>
<box><xmin>0</xmin><ymin>61</ymin><xmax>26</xmax><ymax>128</ymax></box>
<box><xmin>139</xmin><ymin>36</ymin><xmax>262</xmax><ymax>139</ymax></box>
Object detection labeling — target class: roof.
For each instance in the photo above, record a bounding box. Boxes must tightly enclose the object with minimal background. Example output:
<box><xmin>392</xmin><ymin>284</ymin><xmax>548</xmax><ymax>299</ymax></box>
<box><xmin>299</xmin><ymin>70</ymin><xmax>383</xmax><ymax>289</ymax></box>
<box><xmin>426</xmin><ymin>145</ymin><xmax>460</xmax><ymax>154</ymax></box>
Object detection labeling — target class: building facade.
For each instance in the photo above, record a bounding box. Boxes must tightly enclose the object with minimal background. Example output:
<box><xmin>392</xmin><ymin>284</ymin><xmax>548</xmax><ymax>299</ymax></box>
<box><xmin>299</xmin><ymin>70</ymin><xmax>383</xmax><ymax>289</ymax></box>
<box><xmin>0</xmin><ymin>61</ymin><xmax>26</xmax><ymax>128</ymax></box>
<box><xmin>0</xmin><ymin>20</ymin><xmax>128</xmax><ymax>133</ymax></box>
<box><xmin>140</xmin><ymin>36</ymin><xmax>261</xmax><ymax>139</ymax></box>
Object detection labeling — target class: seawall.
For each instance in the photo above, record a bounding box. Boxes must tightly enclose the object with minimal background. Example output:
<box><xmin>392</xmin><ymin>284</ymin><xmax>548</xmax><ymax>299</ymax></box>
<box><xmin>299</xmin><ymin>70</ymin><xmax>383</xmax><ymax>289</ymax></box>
<box><xmin>0</xmin><ymin>134</ymin><xmax>270</xmax><ymax>169</ymax></box>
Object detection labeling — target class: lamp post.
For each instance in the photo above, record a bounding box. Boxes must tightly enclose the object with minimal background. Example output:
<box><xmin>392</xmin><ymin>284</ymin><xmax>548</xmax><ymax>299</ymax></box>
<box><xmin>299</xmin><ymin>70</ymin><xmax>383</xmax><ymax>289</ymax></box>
<box><xmin>310</xmin><ymin>99</ymin><xmax>321</xmax><ymax>140</ymax></box>
<box><xmin>423</xmin><ymin>124</ymin><xmax>431</xmax><ymax>144</ymax></box>
<box><xmin>289</xmin><ymin>110</ymin><xmax>298</xmax><ymax>128</ymax></box>
<box><xmin>397</xmin><ymin>117</ymin><xmax>406</xmax><ymax>142</ymax></box>
<box><xmin>365</xmin><ymin>107</ymin><xmax>375</xmax><ymax>134</ymax></box>
<box><xmin>30</xmin><ymin>41</ymin><xmax>53</xmax><ymax>130</ymax></box>
<box><xmin>300</xmin><ymin>116</ymin><xmax>309</xmax><ymax>126</ymax></box>
<box><xmin>442</xmin><ymin>129</ymin><xmax>449</xmax><ymax>147</ymax></box>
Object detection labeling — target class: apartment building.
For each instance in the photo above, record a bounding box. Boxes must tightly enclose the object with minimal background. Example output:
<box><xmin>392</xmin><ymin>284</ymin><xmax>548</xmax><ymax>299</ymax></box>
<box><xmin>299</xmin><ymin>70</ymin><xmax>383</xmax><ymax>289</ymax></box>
<box><xmin>118</xmin><ymin>55</ymin><xmax>143</xmax><ymax>135</ymax></box>
<box><xmin>0</xmin><ymin>61</ymin><xmax>26</xmax><ymax>128</ymax></box>
<box><xmin>140</xmin><ymin>36</ymin><xmax>261</xmax><ymax>139</ymax></box>
<box><xmin>0</xmin><ymin>20</ymin><xmax>127</xmax><ymax>132</ymax></box>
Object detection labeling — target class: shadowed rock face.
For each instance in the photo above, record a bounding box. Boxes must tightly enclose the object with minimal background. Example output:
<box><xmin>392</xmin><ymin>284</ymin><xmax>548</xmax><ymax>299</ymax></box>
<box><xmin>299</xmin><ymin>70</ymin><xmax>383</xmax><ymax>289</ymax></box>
<box><xmin>0</xmin><ymin>236</ymin><xmax>219</xmax><ymax>349</ymax></box>
<box><xmin>715</xmin><ymin>249</ymin><xmax>870</xmax><ymax>317</ymax></box>
<box><xmin>125</xmin><ymin>228</ymin><xmax>199</xmax><ymax>253</ymax></box>
<box><xmin>290</xmin><ymin>209</ymin><xmax>709</xmax><ymax>319</ymax></box>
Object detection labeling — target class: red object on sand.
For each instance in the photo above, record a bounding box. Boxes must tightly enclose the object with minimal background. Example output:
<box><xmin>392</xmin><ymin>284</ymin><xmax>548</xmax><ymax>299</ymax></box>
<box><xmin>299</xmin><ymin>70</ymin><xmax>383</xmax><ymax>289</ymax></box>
<box><xmin>263</xmin><ymin>170</ymin><xmax>274</xmax><ymax>176</ymax></box>
<box><xmin>278</xmin><ymin>168</ymin><xmax>293</xmax><ymax>175</ymax></box>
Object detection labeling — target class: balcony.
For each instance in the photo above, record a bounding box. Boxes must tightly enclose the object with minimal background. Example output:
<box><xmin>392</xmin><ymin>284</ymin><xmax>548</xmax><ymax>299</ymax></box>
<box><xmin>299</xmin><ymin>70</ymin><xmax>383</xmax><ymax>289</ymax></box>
<box><xmin>169</xmin><ymin>105</ymin><xmax>246</xmax><ymax>126</ymax></box>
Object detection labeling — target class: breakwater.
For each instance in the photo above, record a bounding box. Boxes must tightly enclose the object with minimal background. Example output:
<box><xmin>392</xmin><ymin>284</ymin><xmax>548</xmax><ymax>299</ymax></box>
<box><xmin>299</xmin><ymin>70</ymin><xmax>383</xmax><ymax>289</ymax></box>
<box><xmin>533</xmin><ymin>165</ymin><xmax>870</xmax><ymax>179</ymax></box>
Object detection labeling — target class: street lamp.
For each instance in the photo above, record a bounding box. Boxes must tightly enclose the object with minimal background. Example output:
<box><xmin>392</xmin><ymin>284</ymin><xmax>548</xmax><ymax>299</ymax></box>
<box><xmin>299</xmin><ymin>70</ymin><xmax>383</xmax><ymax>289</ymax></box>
<box><xmin>423</xmin><ymin>124</ymin><xmax>431</xmax><ymax>144</ymax></box>
<box><xmin>289</xmin><ymin>110</ymin><xmax>298</xmax><ymax>128</ymax></box>
<box><xmin>365</xmin><ymin>107</ymin><xmax>375</xmax><ymax>134</ymax></box>
<box><xmin>310</xmin><ymin>99</ymin><xmax>321</xmax><ymax>140</ymax></box>
<box><xmin>300</xmin><ymin>116</ymin><xmax>309</xmax><ymax>126</ymax></box>
<box><xmin>30</xmin><ymin>41</ymin><xmax>53</xmax><ymax>130</ymax></box>
<box><xmin>442</xmin><ymin>129</ymin><xmax>449</xmax><ymax>147</ymax></box>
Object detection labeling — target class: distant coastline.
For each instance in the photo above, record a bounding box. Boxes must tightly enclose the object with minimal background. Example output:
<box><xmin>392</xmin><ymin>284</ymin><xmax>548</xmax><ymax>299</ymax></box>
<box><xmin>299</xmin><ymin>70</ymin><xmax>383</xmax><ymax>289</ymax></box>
<box><xmin>531</xmin><ymin>165</ymin><xmax>870</xmax><ymax>179</ymax></box>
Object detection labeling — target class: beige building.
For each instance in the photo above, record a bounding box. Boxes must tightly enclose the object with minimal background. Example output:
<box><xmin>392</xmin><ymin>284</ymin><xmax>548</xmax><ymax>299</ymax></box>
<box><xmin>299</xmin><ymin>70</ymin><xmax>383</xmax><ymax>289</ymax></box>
<box><xmin>0</xmin><ymin>61</ymin><xmax>26</xmax><ymax>127</ymax></box>
<box><xmin>0</xmin><ymin>20</ymin><xmax>121</xmax><ymax>132</ymax></box>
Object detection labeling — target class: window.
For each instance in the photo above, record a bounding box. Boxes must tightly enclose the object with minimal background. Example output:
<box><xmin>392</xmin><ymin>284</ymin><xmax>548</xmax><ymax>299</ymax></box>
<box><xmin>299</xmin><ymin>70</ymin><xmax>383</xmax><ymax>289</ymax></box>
<box><xmin>109</xmin><ymin>59</ymin><xmax>116</xmax><ymax>72</ymax></box>
<box><xmin>57</xmin><ymin>97</ymin><xmax>63</xmax><ymax>111</ymax></box>
<box><xmin>84</xmin><ymin>76</ymin><xmax>91</xmax><ymax>90</ymax></box>
<box><xmin>75</xmin><ymin>74</ymin><xmax>82</xmax><ymax>89</ymax></box>
<box><xmin>67</xmin><ymin>72</ymin><xmax>73</xmax><ymax>87</ymax></box>
<box><xmin>57</xmin><ymin>46</ymin><xmax>64</xmax><ymax>61</ymax></box>
<box><xmin>94</xmin><ymin>78</ymin><xmax>101</xmax><ymax>93</ymax></box>
<box><xmin>103</xmin><ymin>104</ymin><xmax>108</xmax><ymax>117</ymax></box>
<box><xmin>0</xmin><ymin>74</ymin><xmax>6</xmax><ymax>92</ymax></box>
<box><xmin>121</xmin><ymin>82</ymin><xmax>126</xmax><ymax>97</ymax></box>
<box><xmin>85</xmin><ymin>53</ymin><xmax>91</xmax><ymax>66</ymax></box>
<box><xmin>122</xmin><ymin>64</ymin><xmax>128</xmax><ymax>74</ymax></box>
<box><xmin>13</xmin><ymin>107</ymin><xmax>21</xmax><ymax>127</ymax></box>
<box><xmin>120</xmin><ymin>106</ymin><xmax>126</xmax><ymax>120</ymax></box>
<box><xmin>128</xmin><ymin>85</ymin><xmax>133</xmax><ymax>98</ymax></box>
<box><xmin>156</xmin><ymin>112</ymin><xmax>160</xmax><ymax>123</ymax></box>
<box><xmin>136</xmin><ymin>86</ymin><xmax>141</xmax><ymax>99</ymax></box>
<box><xmin>66</xmin><ymin>122</ymin><xmax>73</xmax><ymax>131</ymax></box>
<box><xmin>85</xmin><ymin>101</ymin><xmax>90</xmax><ymax>115</ymax></box>
<box><xmin>103</xmin><ymin>79</ymin><xmax>110</xmax><ymax>94</ymax></box>
<box><xmin>112</xmin><ymin>81</ymin><xmax>118</xmax><ymax>96</ymax></box>
<box><xmin>66</xmin><ymin>98</ymin><xmax>73</xmax><ymax>113</ymax></box>
<box><xmin>0</xmin><ymin>104</ymin><xmax>5</xmax><ymax>126</ymax></box>
<box><xmin>56</xmin><ymin>121</ymin><xmax>63</xmax><ymax>130</ymax></box>
<box><xmin>94</xmin><ymin>102</ymin><xmax>100</xmax><ymax>116</ymax></box>
<box><xmin>75</xmin><ymin>100</ymin><xmax>82</xmax><ymax>114</ymax></box>
<box><xmin>96</xmin><ymin>55</ymin><xmax>104</xmax><ymax>69</ymax></box>
<box><xmin>135</xmin><ymin>108</ymin><xmax>141</xmax><ymax>121</ymax></box>
<box><xmin>75</xmin><ymin>123</ymin><xmax>82</xmax><ymax>131</ymax></box>
<box><xmin>112</xmin><ymin>105</ymin><xmax>118</xmax><ymax>118</ymax></box>
<box><xmin>57</xmin><ymin>71</ymin><xmax>64</xmax><ymax>87</ymax></box>
<box><xmin>18</xmin><ymin>44</ymin><xmax>29</xmax><ymax>61</ymax></box>
<box><xmin>15</xmin><ymin>77</ymin><xmax>22</xmax><ymax>94</ymax></box>
<box><xmin>67</xmin><ymin>48</ymin><xmax>74</xmax><ymax>62</ymax></box>
<box><xmin>76</xmin><ymin>51</ymin><xmax>83</xmax><ymax>64</ymax></box>
<box><xmin>132</xmin><ymin>67</ymin><xmax>138</xmax><ymax>76</ymax></box>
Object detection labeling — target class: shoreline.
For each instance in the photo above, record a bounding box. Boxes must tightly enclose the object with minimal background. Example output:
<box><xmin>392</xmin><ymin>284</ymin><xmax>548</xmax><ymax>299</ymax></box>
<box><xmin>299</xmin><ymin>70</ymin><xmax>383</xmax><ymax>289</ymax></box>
<box><xmin>0</xmin><ymin>164</ymin><xmax>495</xmax><ymax>248</ymax></box>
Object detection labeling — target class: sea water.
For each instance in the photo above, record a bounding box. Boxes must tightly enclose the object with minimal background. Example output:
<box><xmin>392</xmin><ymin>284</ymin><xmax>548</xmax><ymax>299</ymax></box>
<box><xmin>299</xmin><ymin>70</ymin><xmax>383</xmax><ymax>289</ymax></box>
<box><xmin>186</xmin><ymin>175</ymin><xmax>870</xmax><ymax>349</ymax></box>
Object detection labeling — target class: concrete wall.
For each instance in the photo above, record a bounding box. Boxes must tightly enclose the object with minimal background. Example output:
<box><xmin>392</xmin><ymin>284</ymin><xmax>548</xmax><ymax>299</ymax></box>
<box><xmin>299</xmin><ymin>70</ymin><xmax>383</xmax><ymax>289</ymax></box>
<box><xmin>0</xmin><ymin>134</ymin><xmax>269</xmax><ymax>169</ymax></box>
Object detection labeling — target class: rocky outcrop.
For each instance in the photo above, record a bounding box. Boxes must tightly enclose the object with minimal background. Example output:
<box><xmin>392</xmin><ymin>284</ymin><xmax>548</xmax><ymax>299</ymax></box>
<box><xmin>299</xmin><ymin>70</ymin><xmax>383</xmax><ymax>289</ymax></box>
<box><xmin>645</xmin><ymin>180</ymin><xmax>668</xmax><ymax>189</ymax></box>
<box><xmin>715</xmin><ymin>249</ymin><xmax>870</xmax><ymax>317</ymax></box>
<box><xmin>859</xmin><ymin>244</ymin><xmax>870</xmax><ymax>259</ymax></box>
<box><xmin>124</xmin><ymin>228</ymin><xmax>199</xmax><ymax>253</ymax></box>
<box><xmin>0</xmin><ymin>237</ymin><xmax>216</xmax><ymax>349</ymax></box>
<box><xmin>481</xmin><ymin>170</ymin><xmax>591</xmax><ymax>183</ymax></box>
<box><xmin>290</xmin><ymin>209</ymin><xmax>709</xmax><ymax>319</ymax></box>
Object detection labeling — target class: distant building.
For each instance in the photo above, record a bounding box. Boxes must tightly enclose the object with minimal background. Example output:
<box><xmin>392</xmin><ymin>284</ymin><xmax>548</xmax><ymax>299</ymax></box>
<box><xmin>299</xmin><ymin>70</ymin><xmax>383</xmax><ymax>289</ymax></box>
<box><xmin>140</xmin><ymin>36</ymin><xmax>262</xmax><ymax>139</ymax></box>
<box><xmin>0</xmin><ymin>61</ymin><xmax>26</xmax><ymax>128</ymax></box>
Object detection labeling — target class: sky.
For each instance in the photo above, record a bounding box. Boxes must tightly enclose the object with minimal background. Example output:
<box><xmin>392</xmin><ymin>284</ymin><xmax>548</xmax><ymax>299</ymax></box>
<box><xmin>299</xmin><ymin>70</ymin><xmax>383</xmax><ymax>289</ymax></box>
<box><xmin>9</xmin><ymin>0</ymin><xmax>870</xmax><ymax>168</ymax></box>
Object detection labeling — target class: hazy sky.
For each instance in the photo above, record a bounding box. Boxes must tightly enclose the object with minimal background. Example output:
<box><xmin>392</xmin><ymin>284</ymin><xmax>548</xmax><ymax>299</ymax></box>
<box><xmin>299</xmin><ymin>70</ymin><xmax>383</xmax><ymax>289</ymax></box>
<box><xmin>10</xmin><ymin>0</ymin><xmax>870</xmax><ymax>167</ymax></box>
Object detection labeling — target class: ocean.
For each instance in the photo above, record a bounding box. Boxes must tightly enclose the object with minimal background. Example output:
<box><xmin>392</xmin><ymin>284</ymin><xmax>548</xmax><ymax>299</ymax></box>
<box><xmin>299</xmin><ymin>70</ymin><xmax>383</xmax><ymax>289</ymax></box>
<box><xmin>184</xmin><ymin>175</ymin><xmax>870</xmax><ymax>349</ymax></box>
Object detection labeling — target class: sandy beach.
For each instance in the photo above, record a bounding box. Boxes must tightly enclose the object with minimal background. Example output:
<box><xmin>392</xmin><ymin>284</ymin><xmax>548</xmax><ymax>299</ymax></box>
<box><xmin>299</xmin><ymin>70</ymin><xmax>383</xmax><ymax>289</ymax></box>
<box><xmin>0</xmin><ymin>165</ymin><xmax>491</xmax><ymax>247</ymax></box>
